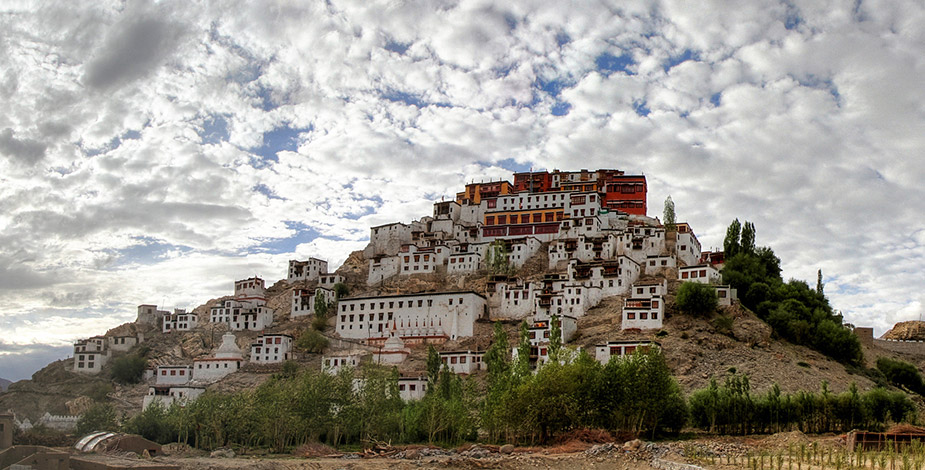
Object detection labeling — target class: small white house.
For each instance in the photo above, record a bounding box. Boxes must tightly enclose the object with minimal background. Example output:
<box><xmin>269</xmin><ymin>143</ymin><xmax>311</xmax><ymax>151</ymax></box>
<box><xmin>713</xmin><ymin>285</ymin><xmax>738</xmax><ymax>306</ymax></box>
<box><xmin>447</xmin><ymin>252</ymin><xmax>481</xmax><ymax>274</ymax></box>
<box><xmin>318</xmin><ymin>274</ymin><xmax>345</xmax><ymax>289</ymax></box>
<box><xmin>594</xmin><ymin>341</ymin><xmax>659</xmax><ymax>364</ymax></box>
<box><xmin>644</xmin><ymin>255</ymin><xmax>676</xmax><ymax>272</ymax></box>
<box><xmin>397</xmin><ymin>376</ymin><xmax>428</xmax><ymax>401</ymax></box>
<box><xmin>322</xmin><ymin>351</ymin><xmax>367</xmax><ymax>374</ymax></box>
<box><xmin>143</xmin><ymin>385</ymin><xmax>205</xmax><ymax>410</ymax></box>
<box><xmin>622</xmin><ymin>297</ymin><xmax>665</xmax><ymax>330</ymax></box>
<box><xmin>439</xmin><ymin>350</ymin><xmax>485</xmax><ymax>375</ymax></box>
<box><xmin>154</xmin><ymin>365</ymin><xmax>193</xmax><ymax>385</ymax></box>
<box><xmin>249</xmin><ymin>334</ymin><xmax>293</xmax><ymax>364</ymax></box>
<box><xmin>109</xmin><ymin>335</ymin><xmax>138</xmax><ymax>352</ymax></box>
<box><xmin>678</xmin><ymin>264</ymin><xmax>721</xmax><ymax>284</ymax></box>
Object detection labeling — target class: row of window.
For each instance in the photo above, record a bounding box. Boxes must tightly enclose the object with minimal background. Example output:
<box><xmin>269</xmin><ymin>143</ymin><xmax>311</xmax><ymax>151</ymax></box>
<box><xmin>196</xmin><ymin>362</ymin><xmax>239</xmax><ymax>369</ymax></box>
<box><xmin>341</xmin><ymin>297</ymin><xmax>465</xmax><ymax>312</ymax></box>
<box><xmin>625</xmin><ymin>311</ymin><xmax>659</xmax><ymax>320</ymax></box>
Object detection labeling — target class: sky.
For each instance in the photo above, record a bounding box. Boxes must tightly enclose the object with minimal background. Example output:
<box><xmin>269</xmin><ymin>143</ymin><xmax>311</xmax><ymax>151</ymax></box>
<box><xmin>0</xmin><ymin>0</ymin><xmax>923</xmax><ymax>381</ymax></box>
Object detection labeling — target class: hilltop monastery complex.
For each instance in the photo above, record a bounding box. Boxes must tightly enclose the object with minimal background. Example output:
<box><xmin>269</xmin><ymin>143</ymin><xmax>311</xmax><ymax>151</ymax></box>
<box><xmin>69</xmin><ymin>168</ymin><xmax>735</xmax><ymax>408</ymax></box>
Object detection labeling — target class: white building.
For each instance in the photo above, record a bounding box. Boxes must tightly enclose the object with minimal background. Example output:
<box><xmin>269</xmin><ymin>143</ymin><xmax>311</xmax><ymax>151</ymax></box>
<box><xmin>163</xmin><ymin>309</ymin><xmax>197</xmax><ymax>333</ymax></box>
<box><xmin>675</xmin><ymin>223</ymin><xmax>702</xmax><ymax>266</ymax></box>
<box><xmin>595</xmin><ymin>341</ymin><xmax>659</xmax><ymax>364</ymax></box>
<box><xmin>291</xmin><ymin>287</ymin><xmax>336</xmax><ymax>318</ymax></box>
<box><xmin>439</xmin><ymin>350</ymin><xmax>485</xmax><ymax>374</ymax></box>
<box><xmin>143</xmin><ymin>385</ymin><xmax>205</xmax><ymax>410</ymax></box>
<box><xmin>511</xmin><ymin>316</ymin><xmax>578</xmax><ymax>368</ymax></box>
<box><xmin>109</xmin><ymin>335</ymin><xmax>139</xmax><ymax>352</ymax></box>
<box><xmin>250</xmin><ymin>334</ymin><xmax>293</xmax><ymax>364</ymax></box>
<box><xmin>397</xmin><ymin>376</ymin><xmax>428</xmax><ymax>401</ymax></box>
<box><xmin>210</xmin><ymin>277</ymin><xmax>274</xmax><ymax>331</ymax></box>
<box><xmin>644</xmin><ymin>255</ymin><xmax>676</xmax><ymax>273</ymax></box>
<box><xmin>679</xmin><ymin>265</ymin><xmax>721</xmax><ymax>284</ymax></box>
<box><xmin>372</xmin><ymin>329</ymin><xmax>410</xmax><ymax>365</ymax></box>
<box><xmin>322</xmin><ymin>351</ymin><xmax>367</xmax><ymax>374</ymax></box>
<box><xmin>318</xmin><ymin>274</ymin><xmax>345</xmax><ymax>289</ymax></box>
<box><xmin>622</xmin><ymin>297</ymin><xmax>665</xmax><ymax>330</ymax></box>
<box><xmin>288</xmin><ymin>258</ymin><xmax>328</xmax><ymax>282</ymax></box>
<box><xmin>73</xmin><ymin>337</ymin><xmax>109</xmax><ymax>374</ymax></box>
<box><xmin>713</xmin><ymin>285</ymin><xmax>738</xmax><ymax>306</ymax></box>
<box><xmin>367</xmin><ymin>255</ymin><xmax>401</xmax><ymax>285</ymax></box>
<box><xmin>193</xmin><ymin>332</ymin><xmax>244</xmax><ymax>382</ymax></box>
<box><xmin>154</xmin><ymin>365</ymin><xmax>193</xmax><ymax>385</ymax></box>
<box><xmin>447</xmin><ymin>252</ymin><xmax>481</xmax><ymax>274</ymax></box>
<box><xmin>630</xmin><ymin>279</ymin><xmax>668</xmax><ymax>299</ymax></box>
<box><xmin>336</xmin><ymin>291</ymin><xmax>486</xmax><ymax>342</ymax></box>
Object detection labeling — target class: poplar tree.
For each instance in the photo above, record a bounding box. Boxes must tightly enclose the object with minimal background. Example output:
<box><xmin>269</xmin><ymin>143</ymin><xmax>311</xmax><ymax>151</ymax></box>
<box><xmin>724</xmin><ymin>219</ymin><xmax>742</xmax><ymax>257</ymax></box>
<box><xmin>548</xmin><ymin>315</ymin><xmax>562</xmax><ymax>362</ymax></box>
<box><xmin>426</xmin><ymin>345</ymin><xmax>441</xmax><ymax>387</ymax></box>
<box><xmin>663</xmin><ymin>195</ymin><xmax>676</xmax><ymax>232</ymax></box>
<box><xmin>740</xmin><ymin>221</ymin><xmax>756</xmax><ymax>254</ymax></box>
<box><xmin>514</xmin><ymin>320</ymin><xmax>532</xmax><ymax>378</ymax></box>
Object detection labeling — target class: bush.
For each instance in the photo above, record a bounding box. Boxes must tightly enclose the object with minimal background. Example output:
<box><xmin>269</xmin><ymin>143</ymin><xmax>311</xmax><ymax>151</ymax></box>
<box><xmin>297</xmin><ymin>329</ymin><xmax>329</xmax><ymax>353</ymax></box>
<box><xmin>713</xmin><ymin>315</ymin><xmax>734</xmax><ymax>336</ymax></box>
<box><xmin>877</xmin><ymin>357</ymin><xmax>925</xmax><ymax>395</ymax></box>
<box><xmin>76</xmin><ymin>403</ymin><xmax>118</xmax><ymax>436</ymax></box>
<box><xmin>111</xmin><ymin>354</ymin><xmax>146</xmax><ymax>384</ymax></box>
<box><xmin>675</xmin><ymin>282</ymin><xmax>718</xmax><ymax>316</ymax></box>
<box><xmin>311</xmin><ymin>313</ymin><xmax>329</xmax><ymax>332</ymax></box>
<box><xmin>333</xmin><ymin>282</ymin><xmax>349</xmax><ymax>299</ymax></box>
<box><xmin>13</xmin><ymin>425</ymin><xmax>71</xmax><ymax>446</ymax></box>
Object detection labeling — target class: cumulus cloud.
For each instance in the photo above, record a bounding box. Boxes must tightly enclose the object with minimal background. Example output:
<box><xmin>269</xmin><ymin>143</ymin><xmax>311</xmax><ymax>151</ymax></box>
<box><xmin>1</xmin><ymin>0</ymin><xmax>924</xmax><ymax>378</ymax></box>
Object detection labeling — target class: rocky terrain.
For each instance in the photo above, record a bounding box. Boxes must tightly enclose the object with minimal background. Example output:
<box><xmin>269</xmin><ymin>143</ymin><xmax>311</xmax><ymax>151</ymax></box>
<box><xmin>0</xmin><ymin>378</ymin><xmax>11</xmax><ymax>391</ymax></box>
<box><xmin>881</xmin><ymin>321</ymin><xmax>925</xmax><ymax>341</ymax></box>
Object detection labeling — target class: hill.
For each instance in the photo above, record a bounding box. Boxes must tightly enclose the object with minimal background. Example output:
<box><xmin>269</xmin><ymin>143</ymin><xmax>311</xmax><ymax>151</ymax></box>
<box><xmin>0</xmin><ymin>378</ymin><xmax>11</xmax><ymax>391</ymax></box>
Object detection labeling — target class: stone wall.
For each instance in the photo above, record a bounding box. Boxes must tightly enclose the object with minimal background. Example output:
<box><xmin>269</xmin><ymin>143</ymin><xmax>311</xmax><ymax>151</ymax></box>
<box><xmin>873</xmin><ymin>339</ymin><xmax>925</xmax><ymax>356</ymax></box>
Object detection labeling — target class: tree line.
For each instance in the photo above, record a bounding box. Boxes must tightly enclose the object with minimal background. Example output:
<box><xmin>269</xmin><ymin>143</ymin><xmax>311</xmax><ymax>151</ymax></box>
<box><xmin>70</xmin><ymin>325</ymin><xmax>914</xmax><ymax>452</ymax></box>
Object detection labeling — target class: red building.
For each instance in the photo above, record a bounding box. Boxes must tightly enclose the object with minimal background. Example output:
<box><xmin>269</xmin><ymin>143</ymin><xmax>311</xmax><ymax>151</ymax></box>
<box><xmin>513</xmin><ymin>171</ymin><xmax>552</xmax><ymax>193</ymax></box>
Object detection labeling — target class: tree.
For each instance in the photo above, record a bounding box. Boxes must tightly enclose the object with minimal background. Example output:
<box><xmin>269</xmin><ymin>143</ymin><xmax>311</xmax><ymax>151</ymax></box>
<box><xmin>663</xmin><ymin>196</ymin><xmax>676</xmax><ymax>232</ymax></box>
<box><xmin>740</xmin><ymin>221</ymin><xmax>756</xmax><ymax>254</ymax></box>
<box><xmin>724</xmin><ymin>219</ymin><xmax>742</xmax><ymax>258</ymax></box>
<box><xmin>487</xmin><ymin>240</ymin><xmax>513</xmax><ymax>275</ymax></box>
<box><xmin>333</xmin><ymin>282</ymin><xmax>349</xmax><ymax>299</ymax></box>
<box><xmin>426</xmin><ymin>345</ymin><xmax>441</xmax><ymax>386</ymax></box>
<box><xmin>816</xmin><ymin>269</ymin><xmax>824</xmax><ymax>295</ymax></box>
<box><xmin>297</xmin><ymin>328</ymin><xmax>329</xmax><ymax>353</ymax></box>
<box><xmin>548</xmin><ymin>315</ymin><xmax>562</xmax><ymax>362</ymax></box>
<box><xmin>111</xmin><ymin>354</ymin><xmax>146</xmax><ymax>384</ymax></box>
<box><xmin>312</xmin><ymin>291</ymin><xmax>330</xmax><ymax>331</ymax></box>
<box><xmin>514</xmin><ymin>320</ymin><xmax>532</xmax><ymax>378</ymax></box>
<box><xmin>675</xmin><ymin>282</ymin><xmax>718</xmax><ymax>316</ymax></box>
<box><xmin>76</xmin><ymin>403</ymin><xmax>118</xmax><ymax>435</ymax></box>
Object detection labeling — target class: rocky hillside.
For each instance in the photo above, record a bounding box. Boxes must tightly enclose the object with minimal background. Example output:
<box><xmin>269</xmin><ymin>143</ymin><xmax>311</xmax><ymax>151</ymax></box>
<box><xmin>881</xmin><ymin>321</ymin><xmax>925</xmax><ymax>341</ymax></box>
<box><xmin>0</xmin><ymin>378</ymin><xmax>11</xmax><ymax>391</ymax></box>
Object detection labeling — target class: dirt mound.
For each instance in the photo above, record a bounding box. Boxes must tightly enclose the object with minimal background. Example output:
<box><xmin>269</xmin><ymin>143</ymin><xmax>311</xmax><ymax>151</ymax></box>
<box><xmin>886</xmin><ymin>424</ymin><xmax>925</xmax><ymax>434</ymax></box>
<box><xmin>761</xmin><ymin>430</ymin><xmax>809</xmax><ymax>447</ymax></box>
<box><xmin>882</xmin><ymin>321</ymin><xmax>925</xmax><ymax>341</ymax></box>
<box><xmin>553</xmin><ymin>428</ymin><xmax>614</xmax><ymax>444</ymax></box>
<box><xmin>293</xmin><ymin>442</ymin><xmax>337</xmax><ymax>457</ymax></box>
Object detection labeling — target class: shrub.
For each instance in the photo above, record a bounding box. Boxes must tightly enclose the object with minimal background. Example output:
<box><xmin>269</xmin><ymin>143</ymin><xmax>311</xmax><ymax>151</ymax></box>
<box><xmin>111</xmin><ymin>354</ymin><xmax>146</xmax><ymax>384</ymax></box>
<box><xmin>675</xmin><ymin>282</ymin><xmax>718</xmax><ymax>316</ymax></box>
<box><xmin>311</xmin><ymin>313</ymin><xmax>329</xmax><ymax>332</ymax></box>
<box><xmin>713</xmin><ymin>315</ymin><xmax>734</xmax><ymax>336</ymax></box>
<box><xmin>76</xmin><ymin>403</ymin><xmax>118</xmax><ymax>436</ymax></box>
<box><xmin>297</xmin><ymin>329</ymin><xmax>329</xmax><ymax>353</ymax></box>
<box><xmin>876</xmin><ymin>357</ymin><xmax>925</xmax><ymax>395</ymax></box>
<box><xmin>333</xmin><ymin>282</ymin><xmax>349</xmax><ymax>299</ymax></box>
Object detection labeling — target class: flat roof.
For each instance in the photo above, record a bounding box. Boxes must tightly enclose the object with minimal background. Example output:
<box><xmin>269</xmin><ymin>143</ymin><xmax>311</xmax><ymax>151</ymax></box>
<box><xmin>342</xmin><ymin>290</ymin><xmax>487</xmax><ymax>302</ymax></box>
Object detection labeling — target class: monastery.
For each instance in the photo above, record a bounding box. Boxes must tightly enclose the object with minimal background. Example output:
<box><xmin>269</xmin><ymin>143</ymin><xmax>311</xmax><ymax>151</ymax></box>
<box><xmin>66</xmin><ymin>168</ymin><xmax>740</xmax><ymax>408</ymax></box>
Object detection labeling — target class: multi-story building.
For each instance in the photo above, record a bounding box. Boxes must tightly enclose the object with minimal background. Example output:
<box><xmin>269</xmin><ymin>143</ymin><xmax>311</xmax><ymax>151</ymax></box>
<box><xmin>209</xmin><ymin>277</ymin><xmax>275</xmax><ymax>331</ymax></box>
<box><xmin>291</xmin><ymin>287</ymin><xmax>336</xmax><ymax>318</ymax></box>
<box><xmin>288</xmin><ymin>258</ymin><xmax>328</xmax><ymax>282</ymax></box>
<box><xmin>397</xmin><ymin>376</ymin><xmax>428</xmax><ymax>401</ymax></box>
<box><xmin>135</xmin><ymin>304</ymin><xmax>169</xmax><ymax>326</ymax></box>
<box><xmin>675</xmin><ymin>223</ymin><xmax>703</xmax><ymax>266</ymax></box>
<box><xmin>153</xmin><ymin>365</ymin><xmax>193</xmax><ymax>385</ymax></box>
<box><xmin>249</xmin><ymin>334</ymin><xmax>293</xmax><ymax>364</ymax></box>
<box><xmin>109</xmin><ymin>335</ymin><xmax>139</xmax><ymax>352</ymax></box>
<box><xmin>73</xmin><ymin>337</ymin><xmax>109</xmax><ymax>374</ymax></box>
<box><xmin>336</xmin><ymin>291</ymin><xmax>486</xmax><ymax>342</ymax></box>
<box><xmin>162</xmin><ymin>309</ymin><xmax>197</xmax><ymax>333</ymax></box>
<box><xmin>679</xmin><ymin>265</ymin><xmax>721</xmax><ymax>284</ymax></box>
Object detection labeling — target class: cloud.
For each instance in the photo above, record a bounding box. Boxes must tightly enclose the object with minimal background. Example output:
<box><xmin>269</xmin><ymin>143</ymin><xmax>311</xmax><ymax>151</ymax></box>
<box><xmin>0</xmin><ymin>128</ymin><xmax>46</xmax><ymax>164</ymax></box>
<box><xmin>0</xmin><ymin>0</ymin><xmax>924</xmax><ymax>380</ymax></box>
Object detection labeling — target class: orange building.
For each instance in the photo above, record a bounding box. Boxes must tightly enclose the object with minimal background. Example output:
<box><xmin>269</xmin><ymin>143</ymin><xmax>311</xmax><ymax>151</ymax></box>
<box><xmin>455</xmin><ymin>180</ymin><xmax>513</xmax><ymax>205</ymax></box>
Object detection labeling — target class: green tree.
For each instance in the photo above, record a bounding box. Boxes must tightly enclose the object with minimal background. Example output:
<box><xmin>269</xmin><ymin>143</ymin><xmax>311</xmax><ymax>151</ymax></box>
<box><xmin>548</xmin><ymin>315</ymin><xmax>562</xmax><ymax>362</ymax></box>
<box><xmin>76</xmin><ymin>403</ymin><xmax>118</xmax><ymax>435</ymax></box>
<box><xmin>877</xmin><ymin>357</ymin><xmax>925</xmax><ymax>395</ymax></box>
<box><xmin>333</xmin><ymin>282</ymin><xmax>349</xmax><ymax>299</ymax></box>
<box><xmin>312</xmin><ymin>290</ymin><xmax>330</xmax><ymax>331</ymax></box>
<box><xmin>675</xmin><ymin>282</ymin><xmax>719</xmax><ymax>316</ymax></box>
<box><xmin>297</xmin><ymin>328</ymin><xmax>329</xmax><ymax>353</ymax></box>
<box><xmin>426</xmin><ymin>344</ymin><xmax>441</xmax><ymax>386</ymax></box>
<box><xmin>724</xmin><ymin>219</ymin><xmax>742</xmax><ymax>258</ymax></box>
<box><xmin>740</xmin><ymin>221</ymin><xmax>756</xmax><ymax>255</ymax></box>
<box><xmin>514</xmin><ymin>320</ymin><xmax>532</xmax><ymax>377</ymax></box>
<box><xmin>816</xmin><ymin>269</ymin><xmax>824</xmax><ymax>295</ymax></box>
<box><xmin>487</xmin><ymin>240</ymin><xmax>513</xmax><ymax>275</ymax></box>
<box><xmin>663</xmin><ymin>195</ymin><xmax>676</xmax><ymax>232</ymax></box>
<box><xmin>110</xmin><ymin>354</ymin><xmax>147</xmax><ymax>384</ymax></box>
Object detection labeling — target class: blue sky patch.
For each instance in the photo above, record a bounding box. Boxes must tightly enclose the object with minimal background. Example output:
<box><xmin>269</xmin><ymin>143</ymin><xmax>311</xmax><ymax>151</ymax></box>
<box><xmin>633</xmin><ymin>100</ymin><xmax>651</xmax><ymax>117</ymax></box>
<box><xmin>200</xmin><ymin>114</ymin><xmax>230</xmax><ymax>144</ymax></box>
<box><xmin>555</xmin><ymin>31</ymin><xmax>571</xmax><ymax>47</ymax></box>
<box><xmin>664</xmin><ymin>49</ymin><xmax>696</xmax><ymax>72</ymax></box>
<box><xmin>254</xmin><ymin>223</ymin><xmax>321</xmax><ymax>254</ymax></box>
<box><xmin>551</xmin><ymin>101</ymin><xmax>571</xmax><ymax>116</ymax></box>
<box><xmin>107</xmin><ymin>237</ymin><xmax>190</xmax><ymax>267</ymax></box>
<box><xmin>384</xmin><ymin>39</ymin><xmax>411</xmax><ymax>55</ymax></box>
<box><xmin>496</xmin><ymin>158</ymin><xmax>533</xmax><ymax>174</ymax></box>
<box><xmin>252</xmin><ymin>124</ymin><xmax>309</xmax><ymax>163</ymax></box>
<box><xmin>254</xmin><ymin>183</ymin><xmax>285</xmax><ymax>200</ymax></box>
<box><xmin>710</xmin><ymin>92</ymin><xmax>722</xmax><ymax>107</ymax></box>
<box><xmin>536</xmin><ymin>76</ymin><xmax>570</xmax><ymax>97</ymax></box>
<box><xmin>595</xmin><ymin>52</ymin><xmax>635</xmax><ymax>76</ymax></box>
